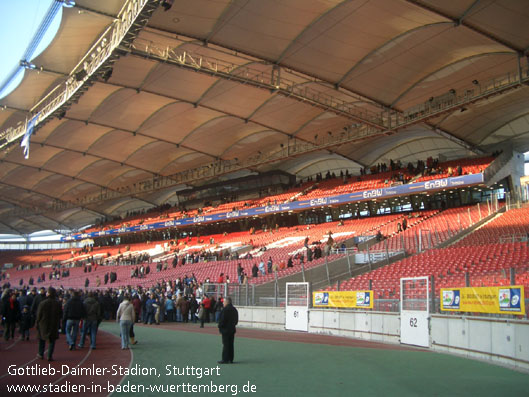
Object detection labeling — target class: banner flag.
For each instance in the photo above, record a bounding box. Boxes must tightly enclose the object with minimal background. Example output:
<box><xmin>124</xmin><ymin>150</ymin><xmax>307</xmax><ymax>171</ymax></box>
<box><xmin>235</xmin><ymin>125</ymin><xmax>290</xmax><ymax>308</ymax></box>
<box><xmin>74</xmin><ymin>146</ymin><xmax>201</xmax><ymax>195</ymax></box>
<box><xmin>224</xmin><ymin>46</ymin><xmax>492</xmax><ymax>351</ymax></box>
<box><xmin>313</xmin><ymin>290</ymin><xmax>373</xmax><ymax>309</ymax></box>
<box><xmin>441</xmin><ymin>286</ymin><xmax>525</xmax><ymax>315</ymax></box>
<box><xmin>20</xmin><ymin>112</ymin><xmax>40</xmax><ymax>159</ymax></box>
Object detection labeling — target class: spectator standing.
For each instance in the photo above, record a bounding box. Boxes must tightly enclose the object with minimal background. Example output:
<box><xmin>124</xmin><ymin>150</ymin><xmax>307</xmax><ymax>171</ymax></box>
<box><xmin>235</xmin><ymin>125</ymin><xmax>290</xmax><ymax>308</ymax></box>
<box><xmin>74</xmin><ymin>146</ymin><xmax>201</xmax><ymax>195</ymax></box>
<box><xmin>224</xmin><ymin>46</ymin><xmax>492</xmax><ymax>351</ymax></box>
<box><xmin>30</xmin><ymin>287</ymin><xmax>46</xmax><ymax>327</ymax></box>
<box><xmin>258</xmin><ymin>261</ymin><xmax>265</xmax><ymax>276</ymax></box>
<box><xmin>19</xmin><ymin>305</ymin><xmax>31</xmax><ymax>340</ymax></box>
<box><xmin>200</xmin><ymin>295</ymin><xmax>211</xmax><ymax>328</ymax></box>
<box><xmin>116</xmin><ymin>294</ymin><xmax>135</xmax><ymax>349</ymax></box>
<box><xmin>217</xmin><ymin>297</ymin><xmax>238</xmax><ymax>364</ymax></box>
<box><xmin>36</xmin><ymin>287</ymin><xmax>62</xmax><ymax>361</ymax></box>
<box><xmin>175</xmin><ymin>293</ymin><xmax>185</xmax><ymax>322</ymax></box>
<box><xmin>189</xmin><ymin>295</ymin><xmax>199</xmax><ymax>324</ymax></box>
<box><xmin>145</xmin><ymin>293</ymin><xmax>156</xmax><ymax>325</ymax></box>
<box><xmin>215</xmin><ymin>296</ymin><xmax>224</xmax><ymax>323</ymax></box>
<box><xmin>165</xmin><ymin>295</ymin><xmax>175</xmax><ymax>322</ymax></box>
<box><xmin>2</xmin><ymin>291</ymin><xmax>20</xmax><ymax>341</ymax></box>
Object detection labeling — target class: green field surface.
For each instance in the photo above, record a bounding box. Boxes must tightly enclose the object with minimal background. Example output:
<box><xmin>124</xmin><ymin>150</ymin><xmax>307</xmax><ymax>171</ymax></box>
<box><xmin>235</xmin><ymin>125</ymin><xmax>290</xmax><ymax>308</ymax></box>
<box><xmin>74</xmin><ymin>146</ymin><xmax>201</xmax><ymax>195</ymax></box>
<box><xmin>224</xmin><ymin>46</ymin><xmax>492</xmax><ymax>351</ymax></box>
<box><xmin>100</xmin><ymin>322</ymin><xmax>529</xmax><ymax>396</ymax></box>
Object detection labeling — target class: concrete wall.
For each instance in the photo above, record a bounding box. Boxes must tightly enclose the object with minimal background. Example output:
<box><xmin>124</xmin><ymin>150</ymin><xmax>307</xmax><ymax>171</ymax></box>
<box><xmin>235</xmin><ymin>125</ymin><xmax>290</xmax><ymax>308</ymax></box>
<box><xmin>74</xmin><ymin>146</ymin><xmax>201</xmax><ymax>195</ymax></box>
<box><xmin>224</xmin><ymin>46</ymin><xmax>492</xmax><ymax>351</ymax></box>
<box><xmin>238</xmin><ymin>306</ymin><xmax>529</xmax><ymax>371</ymax></box>
<box><xmin>238</xmin><ymin>307</ymin><xmax>400</xmax><ymax>343</ymax></box>
<box><xmin>430</xmin><ymin>314</ymin><xmax>529</xmax><ymax>371</ymax></box>
<box><xmin>238</xmin><ymin>306</ymin><xmax>285</xmax><ymax>331</ymax></box>
<box><xmin>308</xmin><ymin>309</ymin><xmax>400</xmax><ymax>344</ymax></box>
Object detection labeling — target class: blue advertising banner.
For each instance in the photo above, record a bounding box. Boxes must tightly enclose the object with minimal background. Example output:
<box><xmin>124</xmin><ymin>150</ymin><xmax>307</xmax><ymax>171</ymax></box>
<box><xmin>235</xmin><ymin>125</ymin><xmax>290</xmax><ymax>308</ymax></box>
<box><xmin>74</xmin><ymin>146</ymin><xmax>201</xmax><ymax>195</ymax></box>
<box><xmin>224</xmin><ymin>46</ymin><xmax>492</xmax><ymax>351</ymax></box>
<box><xmin>63</xmin><ymin>173</ymin><xmax>484</xmax><ymax>241</ymax></box>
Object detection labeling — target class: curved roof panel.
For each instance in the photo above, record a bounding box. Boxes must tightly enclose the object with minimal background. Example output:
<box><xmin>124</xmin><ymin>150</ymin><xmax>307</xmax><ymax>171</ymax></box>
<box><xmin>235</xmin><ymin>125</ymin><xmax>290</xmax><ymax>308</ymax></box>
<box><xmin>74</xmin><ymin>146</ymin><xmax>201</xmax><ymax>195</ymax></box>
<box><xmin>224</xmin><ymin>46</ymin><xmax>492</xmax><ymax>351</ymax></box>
<box><xmin>0</xmin><ymin>0</ymin><xmax>527</xmax><ymax>235</ymax></box>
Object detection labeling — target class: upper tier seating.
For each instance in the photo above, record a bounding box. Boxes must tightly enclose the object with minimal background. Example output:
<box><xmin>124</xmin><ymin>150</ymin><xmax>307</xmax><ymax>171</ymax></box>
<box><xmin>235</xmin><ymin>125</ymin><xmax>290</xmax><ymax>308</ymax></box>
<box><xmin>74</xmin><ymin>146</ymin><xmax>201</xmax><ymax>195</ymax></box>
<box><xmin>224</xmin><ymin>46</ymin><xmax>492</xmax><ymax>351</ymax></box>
<box><xmin>327</xmin><ymin>206</ymin><xmax>529</xmax><ymax>303</ymax></box>
<box><xmin>83</xmin><ymin>156</ymin><xmax>495</xmax><ymax>235</ymax></box>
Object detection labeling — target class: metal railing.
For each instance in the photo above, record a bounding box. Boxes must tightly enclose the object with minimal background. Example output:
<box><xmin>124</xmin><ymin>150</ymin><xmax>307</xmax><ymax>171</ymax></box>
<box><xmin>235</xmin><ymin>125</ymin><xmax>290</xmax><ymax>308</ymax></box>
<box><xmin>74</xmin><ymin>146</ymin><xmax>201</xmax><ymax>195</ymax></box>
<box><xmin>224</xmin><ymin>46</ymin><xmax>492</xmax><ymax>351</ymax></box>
<box><xmin>0</xmin><ymin>0</ymin><xmax>155</xmax><ymax>149</ymax></box>
<box><xmin>499</xmin><ymin>234</ymin><xmax>528</xmax><ymax>244</ymax></box>
<box><xmin>129</xmin><ymin>39</ymin><xmax>386</xmax><ymax>129</ymax></box>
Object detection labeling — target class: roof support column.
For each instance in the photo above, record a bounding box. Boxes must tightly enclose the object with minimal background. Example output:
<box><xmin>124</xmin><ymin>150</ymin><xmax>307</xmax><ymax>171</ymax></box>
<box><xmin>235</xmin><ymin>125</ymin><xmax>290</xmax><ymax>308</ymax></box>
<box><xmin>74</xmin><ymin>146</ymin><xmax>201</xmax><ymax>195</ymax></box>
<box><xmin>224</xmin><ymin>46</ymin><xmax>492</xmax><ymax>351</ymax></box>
<box><xmin>518</xmin><ymin>54</ymin><xmax>523</xmax><ymax>83</ymax></box>
<box><xmin>271</xmin><ymin>64</ymin><xmax>281</xmax><ymax>89</ymax></box>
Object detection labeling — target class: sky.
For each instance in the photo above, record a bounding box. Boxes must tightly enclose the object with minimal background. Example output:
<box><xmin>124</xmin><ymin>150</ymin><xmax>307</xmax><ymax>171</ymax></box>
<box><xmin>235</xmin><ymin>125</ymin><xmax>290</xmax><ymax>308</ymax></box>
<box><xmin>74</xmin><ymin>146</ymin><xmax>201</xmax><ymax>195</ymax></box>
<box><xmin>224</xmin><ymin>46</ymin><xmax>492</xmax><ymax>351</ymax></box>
<box><xmin>0</xmin><ymin>0</ymin><xmax>62</xmax><ymax>99</ymax></box>
<box><xmin>0</xmin><ymin>0</ymin><xmax>64</xmax><ymax>239</ymax></box>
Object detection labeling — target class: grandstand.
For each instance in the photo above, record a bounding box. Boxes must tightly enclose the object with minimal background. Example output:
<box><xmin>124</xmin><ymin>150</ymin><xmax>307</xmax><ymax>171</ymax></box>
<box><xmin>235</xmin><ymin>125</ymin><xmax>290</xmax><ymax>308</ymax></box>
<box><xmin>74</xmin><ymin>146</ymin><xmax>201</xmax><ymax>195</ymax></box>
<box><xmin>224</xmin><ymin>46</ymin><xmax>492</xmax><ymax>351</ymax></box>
<box><xmin>1</xmin><ymin>0</ymin><xmax>529</xmax><ymax>395</ymax></box>
<box><xmin>328</xmin><ymin>206</ymin><xmax>529</xmax><ymax>301</ymax></box>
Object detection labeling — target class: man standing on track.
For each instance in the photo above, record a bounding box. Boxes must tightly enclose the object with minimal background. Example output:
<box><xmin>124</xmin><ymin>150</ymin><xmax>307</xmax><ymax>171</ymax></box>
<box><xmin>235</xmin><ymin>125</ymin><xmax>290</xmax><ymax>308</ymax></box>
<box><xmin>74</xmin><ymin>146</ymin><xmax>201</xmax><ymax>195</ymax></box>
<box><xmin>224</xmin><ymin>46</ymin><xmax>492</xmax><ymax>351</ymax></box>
<box><xmin>36</xmin><ymin>287</ymin><xmax>62</xmax><ymax>361</ymax></box>
<box><xmin>217</xmin><ymin>296</ymin><xmax>238</xmax><ymax>364</ymax></box>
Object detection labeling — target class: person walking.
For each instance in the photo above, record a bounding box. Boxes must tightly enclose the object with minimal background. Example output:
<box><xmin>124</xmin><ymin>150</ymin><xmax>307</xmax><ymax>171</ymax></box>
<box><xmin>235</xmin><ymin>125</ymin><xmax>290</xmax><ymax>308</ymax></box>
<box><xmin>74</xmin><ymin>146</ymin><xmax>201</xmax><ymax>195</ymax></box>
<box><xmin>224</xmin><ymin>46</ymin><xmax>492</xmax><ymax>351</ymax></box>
<box><xmin>36</xmin><ymin>287</ymin><xmax>62</xmax><ymax>361</ymax></box>
<box><xmin>31</xmin><ymin>287</ymin><xmax>46</xmax><ymax>326</ymax></box>
<box><xmin>217</xmin><ymin>297</ymin><xmax>238</xmax><ymax>364</ymax></box>
<box><xmin>116</xmin><ymin>294</ymin><xmax>135</xmax><ymax>349</ymax></box>
<box><xmin>63</xmin><ymin>290</ymin><xmax>86</xmax><ymax>350</ymax></box>
<box><xmin>78</xmin><ymin>292</ymin><xmax>101</xmax><ymax>349</ymax></box>
<box><xmin>2</xmin><ymin>290</ymin><xmax>19</xmax><ymax>341</ymax></box>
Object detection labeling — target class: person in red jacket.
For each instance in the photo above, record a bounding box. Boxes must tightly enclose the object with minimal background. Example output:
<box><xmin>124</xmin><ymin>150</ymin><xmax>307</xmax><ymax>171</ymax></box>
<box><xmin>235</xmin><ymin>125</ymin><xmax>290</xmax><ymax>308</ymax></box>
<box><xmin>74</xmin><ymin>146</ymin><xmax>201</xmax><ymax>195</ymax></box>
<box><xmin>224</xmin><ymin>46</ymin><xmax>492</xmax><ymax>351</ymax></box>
<box><xmin>200</xmin><ymin>295</ymin><xmax>211</xmax><ymax>328</ymax></box>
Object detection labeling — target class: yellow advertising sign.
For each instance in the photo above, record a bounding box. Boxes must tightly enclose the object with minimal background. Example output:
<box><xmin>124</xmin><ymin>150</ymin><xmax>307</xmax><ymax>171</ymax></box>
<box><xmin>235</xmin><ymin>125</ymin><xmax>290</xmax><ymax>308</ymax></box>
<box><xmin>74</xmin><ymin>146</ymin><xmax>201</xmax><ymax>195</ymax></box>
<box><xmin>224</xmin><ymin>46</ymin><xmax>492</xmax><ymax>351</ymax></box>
<box><xmin>440</xmin><ymin>286</ymin><xmax>525</xmax><ymax>315</ymax></box>
<box><xmin>313</xmin><ymin>290</ymin><xmax>373</xmax><ymax>309</ymax></box>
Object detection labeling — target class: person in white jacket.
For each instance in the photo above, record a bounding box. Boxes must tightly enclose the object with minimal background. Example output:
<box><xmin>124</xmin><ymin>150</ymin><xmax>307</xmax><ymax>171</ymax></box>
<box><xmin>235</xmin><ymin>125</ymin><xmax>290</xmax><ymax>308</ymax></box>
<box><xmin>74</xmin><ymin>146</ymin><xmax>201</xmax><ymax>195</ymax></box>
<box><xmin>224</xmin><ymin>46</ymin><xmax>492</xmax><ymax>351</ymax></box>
<box><xmin>116</xmin><ymin>294</ymin><xmax>135</xmax><ymax>349</ymax></box>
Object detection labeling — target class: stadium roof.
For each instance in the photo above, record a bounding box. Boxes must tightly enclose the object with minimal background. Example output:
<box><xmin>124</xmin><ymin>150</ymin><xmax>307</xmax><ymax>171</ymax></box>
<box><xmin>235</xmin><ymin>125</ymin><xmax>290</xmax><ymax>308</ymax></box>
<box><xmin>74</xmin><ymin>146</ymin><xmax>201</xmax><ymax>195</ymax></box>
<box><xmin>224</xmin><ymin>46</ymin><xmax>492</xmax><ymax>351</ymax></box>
<box><xmin>0</xmin><ymin>0</ymin><xmax>528</xmax><ymax>236</ymax></box>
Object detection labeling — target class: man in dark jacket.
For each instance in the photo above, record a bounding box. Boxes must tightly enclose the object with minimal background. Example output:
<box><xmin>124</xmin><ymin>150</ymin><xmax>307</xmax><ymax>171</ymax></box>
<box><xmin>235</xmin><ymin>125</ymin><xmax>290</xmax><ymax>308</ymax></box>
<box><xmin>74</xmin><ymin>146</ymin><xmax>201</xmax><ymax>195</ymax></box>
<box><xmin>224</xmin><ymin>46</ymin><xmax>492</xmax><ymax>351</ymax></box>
<box><xmin>36</xmin><ymin>287</ymin><xmax>62</xmax><ymax>361</ymax></box>
<box><xmin>30</xmin><ymin>287</ymin><xmax>46</xmax><ymax>326</ymax></box>
<box><xmin>217</xmin><ymin>297</ymin><xmax>238</xmax><ymax>364</ymax></box>
<box><xmin>63</xmin><ymin>290</ymin><xmax>86</xmax><ymax>350</ymax></box>
<box><xmin>189</xmin><ymin>295</ymin><xmax>199</xmax><ymax>324</ymax></box>
<box><xmin>2</xmin><ymin>290</ymin><xmax>20</xmax><ymax>341</ymax></box>
<box><xmin>78</xmin><ymin>292</ymin><xmax>101</xmax><ymax>349</ymax></box>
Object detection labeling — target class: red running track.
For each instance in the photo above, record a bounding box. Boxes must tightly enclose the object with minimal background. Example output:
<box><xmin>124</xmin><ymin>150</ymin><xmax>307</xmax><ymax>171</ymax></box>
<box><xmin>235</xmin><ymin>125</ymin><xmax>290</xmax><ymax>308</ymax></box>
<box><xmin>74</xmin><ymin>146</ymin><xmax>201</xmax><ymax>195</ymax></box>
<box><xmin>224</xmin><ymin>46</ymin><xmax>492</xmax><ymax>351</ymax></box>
<box><xmin>0</xmin><ymin>329</ymin><xmax>130</xmax><ymax>397</ymax></box>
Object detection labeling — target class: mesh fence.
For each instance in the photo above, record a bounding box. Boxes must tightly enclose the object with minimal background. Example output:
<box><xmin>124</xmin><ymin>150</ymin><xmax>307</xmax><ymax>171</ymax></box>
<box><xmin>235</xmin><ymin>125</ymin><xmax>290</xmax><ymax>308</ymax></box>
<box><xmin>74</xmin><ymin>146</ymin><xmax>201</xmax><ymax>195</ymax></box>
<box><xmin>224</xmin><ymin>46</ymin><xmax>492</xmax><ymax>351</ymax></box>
<box><xmin>286</xmin><ymin>283</ymin><xmax>310</xmax><ymax>307</ymax></box>
<box><xmin>401</xmin><ymin>277</ymin><xmax>429</xmax><ymax>311</ymax></box>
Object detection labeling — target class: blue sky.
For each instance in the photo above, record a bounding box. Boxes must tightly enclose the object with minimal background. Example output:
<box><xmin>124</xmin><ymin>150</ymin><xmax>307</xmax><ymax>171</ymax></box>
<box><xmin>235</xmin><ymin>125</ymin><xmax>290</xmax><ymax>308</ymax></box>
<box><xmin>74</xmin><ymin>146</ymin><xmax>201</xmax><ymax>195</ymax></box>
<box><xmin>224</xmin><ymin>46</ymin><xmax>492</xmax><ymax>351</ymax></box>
<box><xmin>0</xmin><ymin>0</ymin><xmax>63</xmax><ymax>99</ymax></box>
